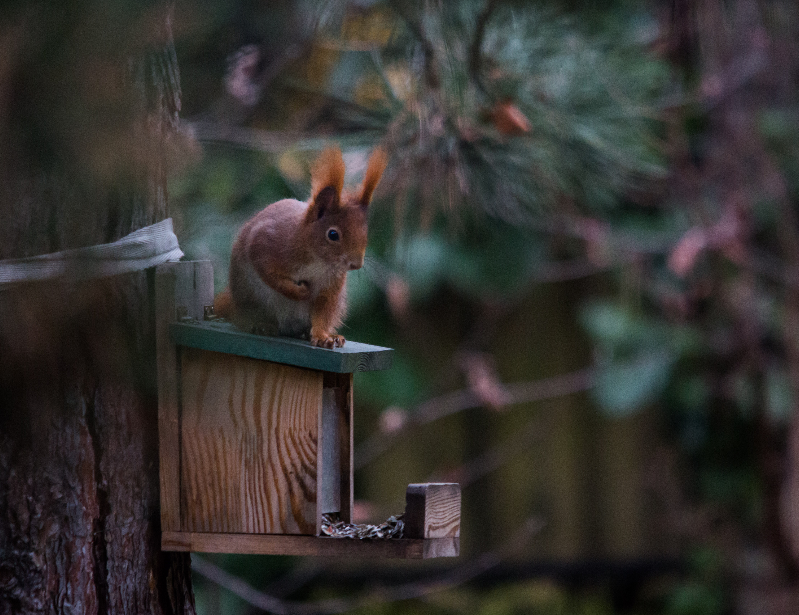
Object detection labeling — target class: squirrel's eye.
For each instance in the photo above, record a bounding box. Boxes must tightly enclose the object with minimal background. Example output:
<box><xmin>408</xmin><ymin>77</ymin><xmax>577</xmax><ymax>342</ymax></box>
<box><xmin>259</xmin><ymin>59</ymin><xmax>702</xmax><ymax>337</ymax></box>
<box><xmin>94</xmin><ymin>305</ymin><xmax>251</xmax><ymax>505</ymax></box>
<box><xmin>327</xmin><ymin>228</ymin><xmax>340</xmax><ymax>241</ymax></box>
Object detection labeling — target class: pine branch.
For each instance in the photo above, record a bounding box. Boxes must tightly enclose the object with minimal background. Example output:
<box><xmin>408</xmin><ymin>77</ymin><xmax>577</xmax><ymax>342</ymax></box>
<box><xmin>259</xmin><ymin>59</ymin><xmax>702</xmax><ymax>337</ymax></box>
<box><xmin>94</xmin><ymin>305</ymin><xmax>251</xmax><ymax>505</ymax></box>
<box><xmin>387</xmin><ymin>0</ymin><xmax>441</xmax><ymax>88</ymax></box>
<box><xmin>469</xmin><ymin>0</ymin><xmax>502</xmax><ymax>91</ymax></box>
<box><xmin>355</xmin><ymin>366</ymin><xmax>596</xmax><ymax>469</ymax></box>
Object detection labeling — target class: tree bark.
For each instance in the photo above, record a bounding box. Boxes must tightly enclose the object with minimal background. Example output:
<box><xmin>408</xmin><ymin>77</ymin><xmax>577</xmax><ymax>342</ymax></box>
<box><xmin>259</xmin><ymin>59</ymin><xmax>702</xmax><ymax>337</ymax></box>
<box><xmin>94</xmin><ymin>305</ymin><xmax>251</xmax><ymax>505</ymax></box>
<box><xmin>0</xmin><ymin>1</ymin><xmax>195</xmax><ymax>613</ymax></box>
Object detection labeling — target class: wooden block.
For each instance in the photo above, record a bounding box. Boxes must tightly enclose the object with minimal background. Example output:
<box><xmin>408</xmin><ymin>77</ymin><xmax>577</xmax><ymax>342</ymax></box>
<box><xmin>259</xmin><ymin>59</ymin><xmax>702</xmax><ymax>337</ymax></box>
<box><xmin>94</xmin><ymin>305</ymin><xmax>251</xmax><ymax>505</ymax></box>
<box><xmin>170</xmin><ymin>320</ymin><xmax>393</xmax><ymax>373</ymax></box>
<box><xmin>404</xmin><ymin>483</ymin><xmax>461</xmax><ymax>539</ymax></box>
<box><xmin>155</xmin><ymin>261</ymin><xmax>213</xmax><ymax>532</ymax></box>
<box><xmin>179</xmin><ymin>348</ymin><xmax>322</xmax><ymax>535</ymax></box>
<box><xmin>422</xmin><ymin>536</ymin><xmax>460</xmax><ymax>558</ymax></box>
<box><xmin>162</xmin><ymin>531</ymin><xmax>459</xmax><ymax>559</ymax></box>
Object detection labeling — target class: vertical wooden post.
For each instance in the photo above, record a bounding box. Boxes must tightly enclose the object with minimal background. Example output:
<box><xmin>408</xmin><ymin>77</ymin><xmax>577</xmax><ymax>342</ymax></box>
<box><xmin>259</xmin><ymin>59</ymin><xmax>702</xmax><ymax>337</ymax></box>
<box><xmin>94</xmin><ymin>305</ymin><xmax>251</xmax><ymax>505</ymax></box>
<box><xmin>321</xmin><ymin>372</ymin><xmax>354</xmax><ymax>527</ymax></box>
<box><xmin>319</xmin><ymin>388</ymin><xmax>342</xmax><ymax>516</ymax></box>
<box><xmin>155</xmin><ymin>261</ymin><xmax>213</xmax><ymax>532</ymax></box>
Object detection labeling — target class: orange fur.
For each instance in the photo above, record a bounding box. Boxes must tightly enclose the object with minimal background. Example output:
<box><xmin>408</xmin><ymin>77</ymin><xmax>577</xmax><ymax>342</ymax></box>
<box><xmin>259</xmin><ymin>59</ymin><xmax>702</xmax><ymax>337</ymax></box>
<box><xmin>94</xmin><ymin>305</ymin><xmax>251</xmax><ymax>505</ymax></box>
<box><xmin>311</xmin><ymin>147</ymin><xmax>346</xmax><ymax>205</ymax></box>
<box><xmin>358</xmin><ymin>148</ymin><xmax>388</xmax><ymax>205</ymax></box>
<box><xmin>310</xmin><ymin>273</ymin><xmax>347</xmax><ymax>348</ymax></box>
<box><xmin>219</xmin><ymin>145</ymin><xmax>388</xmax><ymax>348</ymax></box>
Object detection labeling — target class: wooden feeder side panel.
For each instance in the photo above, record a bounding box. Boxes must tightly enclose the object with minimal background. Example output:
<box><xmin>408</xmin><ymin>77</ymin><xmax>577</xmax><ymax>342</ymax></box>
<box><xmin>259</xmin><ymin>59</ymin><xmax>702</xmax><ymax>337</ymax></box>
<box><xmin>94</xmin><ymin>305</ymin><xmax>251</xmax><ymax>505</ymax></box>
<box><xmin>179</xmin><ymin>348</ymin><xmax>322</xmax><ymax>535</ymax></box>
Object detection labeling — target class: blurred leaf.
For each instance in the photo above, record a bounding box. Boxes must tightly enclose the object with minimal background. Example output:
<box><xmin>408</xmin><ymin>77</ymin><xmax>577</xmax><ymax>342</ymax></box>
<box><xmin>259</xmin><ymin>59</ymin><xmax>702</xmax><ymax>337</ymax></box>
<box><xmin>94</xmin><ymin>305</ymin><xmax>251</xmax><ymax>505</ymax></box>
<box><xmin>177</xmin><ymin>201</ymin><xmax>245</xmax><ymax>291</ymax></box>
<box><xmin>666</xmin><ymin>583</ymin><xmax>725</xmax><ymax>615</ymax></box>
<box><xmin>766</xmin><ymin>366</ymin><xmax>794</xmax><ymax>423</ymax></box>
<box><xmin>594</xmin><ymin>351</ymin><xmax>674</xmax><ymax>416</ymax></box>
<box><xmin>202</xmin><ymin>155</ymin><xmax>239</xmax><ymax>207</ymax></box>
<box><xmin>673</xmin><ymin>374</ymin><xmax>712</xmax><ymax>414</ymax></box>
<box><xmin>394</xmin><ymin>233</ymin><xmax>449</xmax><ymax>301</ymax></box>
<box><xmin>346</xmin><ymin>266</ymin><xmax>381</xmax><ymax>315</ymax></box>
<box><xmin>699</xmin><ymin>466</ymin><xmax>758</xmax><ymax>516</ymax></box>
<box><xmin>759</xmin><ymin>108</ymin><xmax>799</xmax><ymax>144</ymax></box>
<box><xmin>580</xmin><ymin>300</ymin><xmax>701</xmax><ymax>358</ymax></box>
<box><xmin>686</xmin><ymin>545</ymin><xmax>725</xmax><ymax>577</ymax></box>
<box><xmin>580</xmin><ymin>301</ymin><xmax>638</xmax><ymax>346</ymax></box>
<box><xmin>732</xmin><ymin>374</ymin><xmax>758</xmax><ymax>417</ymax></box>
<box><xmin>355</xmin><ymin>351</ymin><xmax>428</xmax><ymax>409</ymax></box>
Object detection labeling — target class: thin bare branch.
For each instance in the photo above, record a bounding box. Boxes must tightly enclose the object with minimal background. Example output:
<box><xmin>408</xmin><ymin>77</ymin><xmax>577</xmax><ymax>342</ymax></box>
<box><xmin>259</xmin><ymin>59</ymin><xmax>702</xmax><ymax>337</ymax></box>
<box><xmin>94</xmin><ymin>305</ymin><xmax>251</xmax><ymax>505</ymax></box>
<box><xmin>191</xmin><ymin>557</ymin><xmax>347</xmax><ymax>615</ymax></box>
<box><xmin>186</xmin><ymin>120</ymin><xmax>379</xmax><ymax>154</ymax></box>
<box><xmin>428</xmin><ymin>404</ymin><xmax>557</xmax><ymax>488</ymax></box>
<box><xmin>387</xmin><ymin>0</ymin><xmax>440</xmax><ymax>88</ymax></box>
<box><xmin>355</xmin><ymin>366</ymin><xmax>595</xmax><ymax>469</ymax></box>
<box><xmin>191</xmin><ymin>518</ymin><xmax>544</xmax><ymax>615</ymax></box>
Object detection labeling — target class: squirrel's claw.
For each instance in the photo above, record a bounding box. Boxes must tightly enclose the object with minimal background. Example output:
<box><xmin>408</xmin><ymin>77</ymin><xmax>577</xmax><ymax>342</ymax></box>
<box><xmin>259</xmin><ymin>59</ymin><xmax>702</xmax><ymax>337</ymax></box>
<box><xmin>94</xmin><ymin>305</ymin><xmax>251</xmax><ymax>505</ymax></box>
<box><xmin>311</xmin><ymin>333</ymin><xmax>345</xmax><ymax>349</ymax></box>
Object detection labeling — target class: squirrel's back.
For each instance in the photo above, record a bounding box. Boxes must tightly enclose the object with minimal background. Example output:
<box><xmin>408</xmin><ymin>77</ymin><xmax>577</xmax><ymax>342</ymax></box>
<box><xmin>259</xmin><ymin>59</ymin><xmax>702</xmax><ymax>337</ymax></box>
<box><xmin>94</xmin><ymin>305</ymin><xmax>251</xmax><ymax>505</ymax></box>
<box><xmin>224</xmin><ymin>198</ymin><xmax>314</xmax><ymax>336</ymax></box>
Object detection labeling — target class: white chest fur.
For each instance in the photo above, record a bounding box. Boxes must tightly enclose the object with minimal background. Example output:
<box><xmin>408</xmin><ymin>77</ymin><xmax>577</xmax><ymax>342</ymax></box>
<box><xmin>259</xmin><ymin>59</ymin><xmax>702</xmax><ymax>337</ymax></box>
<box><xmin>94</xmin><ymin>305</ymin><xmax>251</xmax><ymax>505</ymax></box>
<box><xmin>239</xmin><ymin>257</ymin><xmax>312</xmax><ymax>337</ymax></box>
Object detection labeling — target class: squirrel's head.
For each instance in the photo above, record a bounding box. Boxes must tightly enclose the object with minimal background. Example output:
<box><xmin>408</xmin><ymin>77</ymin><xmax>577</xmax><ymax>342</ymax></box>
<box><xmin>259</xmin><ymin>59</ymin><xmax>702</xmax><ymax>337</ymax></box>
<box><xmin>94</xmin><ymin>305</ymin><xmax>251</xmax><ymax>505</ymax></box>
<box><xmin>304</xmin><ymin>146</ymin><xmax>387</xmax><ymax>272</ymax></box>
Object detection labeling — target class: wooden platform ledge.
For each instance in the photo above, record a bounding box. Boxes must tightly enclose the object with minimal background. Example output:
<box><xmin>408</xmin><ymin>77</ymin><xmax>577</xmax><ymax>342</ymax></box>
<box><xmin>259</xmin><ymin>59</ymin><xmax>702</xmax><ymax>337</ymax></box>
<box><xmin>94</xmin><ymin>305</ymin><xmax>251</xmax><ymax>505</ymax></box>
<box><xmin>170</xmin><ymin>320</ymin><xmax>393</xmax><ymax>373</ymax></box>
<box><xmin>162</xmin><ymin>483</ymin><xmax>461</xmax><ymax>559</ymax></box>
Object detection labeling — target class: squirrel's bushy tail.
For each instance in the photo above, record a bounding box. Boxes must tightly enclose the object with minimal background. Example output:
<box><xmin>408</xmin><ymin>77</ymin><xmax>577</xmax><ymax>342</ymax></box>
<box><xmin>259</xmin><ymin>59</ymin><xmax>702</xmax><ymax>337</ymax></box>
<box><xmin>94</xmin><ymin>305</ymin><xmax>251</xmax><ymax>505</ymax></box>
<box><xmin>213</xmin><ymin>288</ymin><xmax>234</xmax><ymax>318</ymax></box>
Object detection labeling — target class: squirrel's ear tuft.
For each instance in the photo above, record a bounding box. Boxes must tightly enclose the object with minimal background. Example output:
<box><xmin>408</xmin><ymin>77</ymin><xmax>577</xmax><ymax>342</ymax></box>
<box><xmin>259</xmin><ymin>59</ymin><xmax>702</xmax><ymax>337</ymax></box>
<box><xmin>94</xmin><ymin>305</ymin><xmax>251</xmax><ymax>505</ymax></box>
<box><xmin>307</xmin><ymin>147</ymin><xmax>344</xmax><ymax>221</ymax></box>
<box><xmin>310</xmin><ymin>147</ymin><xmax>345</xmax><ymax>203</ymax></box>
<box><xmin>358</xmin><ymin>148</ymin><xmax>388</xmax><ymax>207</ymax></box>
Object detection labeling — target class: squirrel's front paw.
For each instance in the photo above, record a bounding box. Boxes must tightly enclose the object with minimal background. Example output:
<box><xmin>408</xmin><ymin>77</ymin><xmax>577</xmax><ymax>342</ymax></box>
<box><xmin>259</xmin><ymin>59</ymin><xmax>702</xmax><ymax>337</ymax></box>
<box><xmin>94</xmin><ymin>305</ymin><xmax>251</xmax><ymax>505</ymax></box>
<box><xmin>294</xmin><ymin>280</ymin><xmax>311</xmax><ymax>301</ymax></box>
<box><xmin>310</xmin><ymin>332</ymin><xmax>345</xmax><ymax>348</ymax></box>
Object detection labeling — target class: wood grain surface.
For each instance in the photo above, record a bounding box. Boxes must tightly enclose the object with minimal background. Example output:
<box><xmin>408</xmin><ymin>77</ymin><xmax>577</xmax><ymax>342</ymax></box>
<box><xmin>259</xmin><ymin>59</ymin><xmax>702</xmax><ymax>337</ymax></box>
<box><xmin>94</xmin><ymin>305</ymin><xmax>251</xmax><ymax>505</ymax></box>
<box><xmin>180</xmin><ymin>348</ymin><xmax>322</xmax><ymax>535</ymax></box>
<box><xmin>404</xmin><ymin>483</ymin><xmax>461</xmax><ymax>539</ymax></box>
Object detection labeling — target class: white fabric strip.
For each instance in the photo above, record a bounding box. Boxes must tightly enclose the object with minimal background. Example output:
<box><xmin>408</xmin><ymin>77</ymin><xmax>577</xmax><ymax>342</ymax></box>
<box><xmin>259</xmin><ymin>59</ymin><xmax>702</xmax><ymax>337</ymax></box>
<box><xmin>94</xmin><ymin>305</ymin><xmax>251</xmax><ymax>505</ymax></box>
<box><xmin>0</xmin><ymin>218</ymin><xmax>183</xmax><ymax>288</ymax></box>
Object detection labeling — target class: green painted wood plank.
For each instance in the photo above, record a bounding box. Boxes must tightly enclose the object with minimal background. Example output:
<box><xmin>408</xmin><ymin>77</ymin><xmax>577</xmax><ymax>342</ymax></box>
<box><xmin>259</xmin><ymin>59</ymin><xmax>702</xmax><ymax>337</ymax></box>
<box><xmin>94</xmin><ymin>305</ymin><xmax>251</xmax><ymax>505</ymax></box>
<box><xmin>169</xmin><ymin>321</ymin><xmax>393</xmax><ymax>373</ymax></box>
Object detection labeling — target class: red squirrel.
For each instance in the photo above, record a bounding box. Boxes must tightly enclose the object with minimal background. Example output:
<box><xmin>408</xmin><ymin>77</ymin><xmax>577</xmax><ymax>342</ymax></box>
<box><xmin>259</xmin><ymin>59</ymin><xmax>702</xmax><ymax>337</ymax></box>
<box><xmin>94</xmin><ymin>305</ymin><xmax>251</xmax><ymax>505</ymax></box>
<box><xmin>214</xmin><ymin>146</ymin><xmax>387</xmax><ymax>348</ymax></box>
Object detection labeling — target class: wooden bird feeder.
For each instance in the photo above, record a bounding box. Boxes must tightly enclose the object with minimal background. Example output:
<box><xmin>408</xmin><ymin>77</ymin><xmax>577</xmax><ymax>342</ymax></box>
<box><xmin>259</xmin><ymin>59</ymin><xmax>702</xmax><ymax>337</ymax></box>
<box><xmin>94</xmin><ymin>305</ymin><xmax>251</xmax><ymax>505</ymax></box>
<box><xmin>155</xmin><ymin>261</ymin><xmax>460</xmax><ymax>558</ymax></box>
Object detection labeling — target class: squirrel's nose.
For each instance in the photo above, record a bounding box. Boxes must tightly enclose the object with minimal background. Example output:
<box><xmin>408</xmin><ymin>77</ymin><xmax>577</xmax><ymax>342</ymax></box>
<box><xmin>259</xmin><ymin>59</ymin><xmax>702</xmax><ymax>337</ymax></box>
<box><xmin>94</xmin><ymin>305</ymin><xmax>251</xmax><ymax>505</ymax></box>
<box><xmin>348</xmin><ymin>256</ymin><xmax>364</xmax><ymax>270</ymax></box>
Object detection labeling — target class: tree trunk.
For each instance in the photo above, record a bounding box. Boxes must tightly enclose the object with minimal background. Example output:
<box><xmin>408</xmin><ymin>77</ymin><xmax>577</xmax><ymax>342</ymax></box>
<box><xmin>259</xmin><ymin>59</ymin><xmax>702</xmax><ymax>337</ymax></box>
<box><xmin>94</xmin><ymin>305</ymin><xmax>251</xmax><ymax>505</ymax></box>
<box><xmin>0</xmin><ymin>1</ymin><xmax>195</xmax><ymax>613</ymax></box>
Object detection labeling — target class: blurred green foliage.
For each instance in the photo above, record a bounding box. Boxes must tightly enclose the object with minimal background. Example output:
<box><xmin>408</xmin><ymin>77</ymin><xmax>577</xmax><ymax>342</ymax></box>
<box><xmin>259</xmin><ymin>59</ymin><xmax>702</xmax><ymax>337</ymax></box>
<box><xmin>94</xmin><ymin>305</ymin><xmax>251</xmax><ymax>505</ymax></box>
<box><xmin>170</xmin><ymin>0</ymin><xmax>799</xmax><ymax>613</ymax></box>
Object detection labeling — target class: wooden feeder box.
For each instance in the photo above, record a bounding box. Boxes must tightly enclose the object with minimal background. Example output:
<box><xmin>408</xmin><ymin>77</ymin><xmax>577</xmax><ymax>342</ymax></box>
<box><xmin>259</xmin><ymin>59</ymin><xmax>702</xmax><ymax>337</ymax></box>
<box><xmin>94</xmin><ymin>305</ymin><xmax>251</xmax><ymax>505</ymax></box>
<box><xmin>156</xmin><ymin>261</ymin><xmax>460</xmax><ymax>558</ymax></box>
